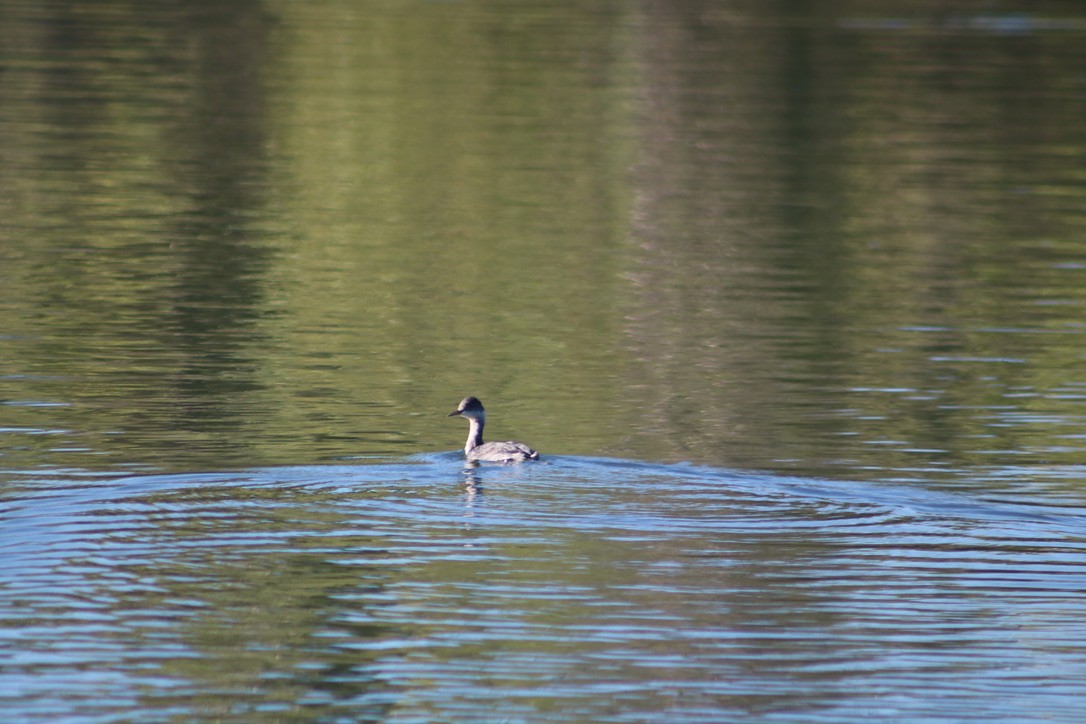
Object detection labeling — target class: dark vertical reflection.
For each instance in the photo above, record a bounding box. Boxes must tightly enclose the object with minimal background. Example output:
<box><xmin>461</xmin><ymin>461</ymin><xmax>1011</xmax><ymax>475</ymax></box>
<box><xmin>624</xmin><ymin>0</ymin><xmax>1086</xmax><ymax>476</ymax></box>
<box><xmin>624</xmin><ymin>0</ymin><xmax>801</xmax><ymax>467</ymax></box>
<box><xmin>0</xmin><ymin>0</ymin><xmax>280</xmax><ymax>470</ymax></box>
<box><xmin>159</xmin><ymin>1</ymin><xmax>277</xmax><ymax>426</ymax></box>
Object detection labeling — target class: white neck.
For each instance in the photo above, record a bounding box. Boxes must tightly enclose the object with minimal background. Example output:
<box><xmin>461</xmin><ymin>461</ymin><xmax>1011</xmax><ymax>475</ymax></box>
<box><xmin>464</xmin><ymin>415</ymin><xmax>485</xmax><ymax>455</ymax></box>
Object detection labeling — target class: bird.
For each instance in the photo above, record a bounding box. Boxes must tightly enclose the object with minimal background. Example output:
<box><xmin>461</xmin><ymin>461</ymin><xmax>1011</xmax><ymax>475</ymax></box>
<box><xmin>447</xmin><ymin>396</ymin><xmax>539</xmax><ymax>463</ymax></box>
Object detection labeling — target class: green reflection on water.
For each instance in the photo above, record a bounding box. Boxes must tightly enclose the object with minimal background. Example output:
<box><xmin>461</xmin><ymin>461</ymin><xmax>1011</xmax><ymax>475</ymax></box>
<box><xmin>2</xmin><ymin>0</ymin><xmax>1086</xmax><ymax>482</ymax></box>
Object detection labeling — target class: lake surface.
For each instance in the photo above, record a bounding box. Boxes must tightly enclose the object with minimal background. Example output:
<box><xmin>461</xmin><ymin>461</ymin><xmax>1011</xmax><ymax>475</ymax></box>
<box><xmin>3</xmin><ymin>0</ymin><xmax>1086</xmax><ymax>720</ymax></box>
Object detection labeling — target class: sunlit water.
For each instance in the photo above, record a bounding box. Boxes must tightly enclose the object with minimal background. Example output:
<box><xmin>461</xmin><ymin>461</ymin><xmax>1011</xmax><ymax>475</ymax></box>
<box><xmin>4</xmin><ymin>457</ymin><xmax>1086</xmax><ymax>722</ymax></box>
<box><xmin>4</xmin><ymin>0</ymin><xmax>1086</xmax><ymax>720</ymax></box>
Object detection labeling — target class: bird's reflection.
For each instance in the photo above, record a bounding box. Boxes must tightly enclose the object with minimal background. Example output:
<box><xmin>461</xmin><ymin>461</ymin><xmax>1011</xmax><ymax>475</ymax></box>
<box><xmin>460</xmin><ymin>466</ymin><xmax>483</xmax><ymax>513</ymax></box>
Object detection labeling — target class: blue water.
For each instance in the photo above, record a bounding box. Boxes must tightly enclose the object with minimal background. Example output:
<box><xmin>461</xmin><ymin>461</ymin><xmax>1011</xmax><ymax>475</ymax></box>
<box><xmin>3</xmin><ymin>456</ymin><xmax>1086</xmax><ymax>721</ymax></box>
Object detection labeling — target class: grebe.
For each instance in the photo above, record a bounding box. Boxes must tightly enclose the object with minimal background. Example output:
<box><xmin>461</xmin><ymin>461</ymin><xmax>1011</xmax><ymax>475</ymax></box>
<box><xmin>447</xmin><ymin>396</ymin><xmax>539</xmax><ymax>462</ymax></box>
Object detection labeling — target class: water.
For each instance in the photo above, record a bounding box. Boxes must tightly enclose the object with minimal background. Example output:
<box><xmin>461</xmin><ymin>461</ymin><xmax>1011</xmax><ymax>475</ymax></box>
<box><xmin>4</xmin><ymin>0</ymin><xmax>1086</xmax><ymax>720</ymax></box>
<box><xmin>6</xmin><ymin>458</ymin><xmax>1086</xmax><ymax>721</ymax></box>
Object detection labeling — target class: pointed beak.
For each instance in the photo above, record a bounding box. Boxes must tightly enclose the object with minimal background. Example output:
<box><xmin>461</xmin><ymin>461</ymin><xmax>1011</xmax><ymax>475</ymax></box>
<box><xmin>447</xmin><ymin>409</ymin><xmax>462</xmax><ymax>417</ymax></box>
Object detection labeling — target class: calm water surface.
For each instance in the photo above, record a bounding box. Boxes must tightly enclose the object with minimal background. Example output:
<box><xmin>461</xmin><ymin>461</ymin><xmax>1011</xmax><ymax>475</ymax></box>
<box><xmin>3</xmin><ymin>0</ymin><xmax>1086</xmax><ymax>721</ymax></box>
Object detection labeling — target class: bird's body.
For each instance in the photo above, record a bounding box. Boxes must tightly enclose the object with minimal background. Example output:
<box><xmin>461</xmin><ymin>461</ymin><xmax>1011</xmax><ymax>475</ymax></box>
<box><xmin>447</xmin><ymin>396</ymin><xmax>539</xmax><ymax>463</ymax></box>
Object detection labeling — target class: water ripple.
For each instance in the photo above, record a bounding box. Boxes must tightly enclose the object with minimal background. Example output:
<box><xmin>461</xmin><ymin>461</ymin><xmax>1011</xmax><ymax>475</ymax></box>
<box><xmin>2</xmin><ymin>457</ymin><xmax>1086</xmax><ymax>721</ymax></box>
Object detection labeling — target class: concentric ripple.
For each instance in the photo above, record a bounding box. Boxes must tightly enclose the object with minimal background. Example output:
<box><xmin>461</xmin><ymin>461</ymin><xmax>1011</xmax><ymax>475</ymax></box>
<box><xmin>2</xmin><ymin>457</ymin><xmax>1086</xmax><ymax>721</ymax></box>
